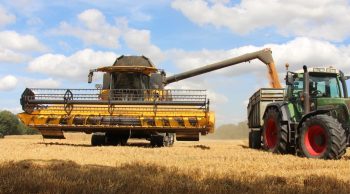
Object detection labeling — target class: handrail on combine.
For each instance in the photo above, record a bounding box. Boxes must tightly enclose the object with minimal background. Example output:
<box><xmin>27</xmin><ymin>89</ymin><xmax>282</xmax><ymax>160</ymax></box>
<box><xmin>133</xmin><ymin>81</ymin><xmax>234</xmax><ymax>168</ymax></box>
<box><xmin>20</xmin><ymin>88</ymin><xmax>209</xmax><ymax>115</ymax></box>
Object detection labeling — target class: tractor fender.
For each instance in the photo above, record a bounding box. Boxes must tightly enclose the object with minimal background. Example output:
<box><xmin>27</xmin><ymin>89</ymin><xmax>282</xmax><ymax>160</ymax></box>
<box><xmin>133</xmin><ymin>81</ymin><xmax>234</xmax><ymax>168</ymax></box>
<box><xmin>263</xmin><ymin>102</ymin><xmax>293</xmax><ymax>145</ymax></box>
<box><xmin>296</xmin><ymin>109</ymin><xmax>332</xmax><ymax>130</ymax></box>
<box><xmin>263</xmin><ymin>102</ymin><xmax>291</xmax><ymax>124</ymax></box>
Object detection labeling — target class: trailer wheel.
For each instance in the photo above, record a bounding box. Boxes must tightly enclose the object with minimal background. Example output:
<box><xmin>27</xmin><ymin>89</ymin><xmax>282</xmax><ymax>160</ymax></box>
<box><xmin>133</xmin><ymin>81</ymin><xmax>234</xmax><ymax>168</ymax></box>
<box><xmin>91</xmin><ymin>133</ymin><xmax>106</xmax><ymax>146</ymax></box>
<box><xmin>249</xmin><ymin>130</ymin><xmax>261</xmax><ymax>149</ymax></box>
<box><xmin>298</xmin><ymin>115</ymin><xmax>347</xmax><ymax>159</ymax></box>
<box><xmin>262</xmin><ymin>107</ymin><xmax>288</xmax><ymax>154</ymax></box>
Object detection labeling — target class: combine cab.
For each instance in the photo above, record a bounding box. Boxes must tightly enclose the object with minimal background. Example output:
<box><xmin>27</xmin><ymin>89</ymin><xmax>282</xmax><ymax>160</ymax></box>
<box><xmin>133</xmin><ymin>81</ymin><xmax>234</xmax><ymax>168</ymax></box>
<box><xmin>18</xmin><ymin>49</ymin><xmax>280</xmax><ymax>146</ymax></box>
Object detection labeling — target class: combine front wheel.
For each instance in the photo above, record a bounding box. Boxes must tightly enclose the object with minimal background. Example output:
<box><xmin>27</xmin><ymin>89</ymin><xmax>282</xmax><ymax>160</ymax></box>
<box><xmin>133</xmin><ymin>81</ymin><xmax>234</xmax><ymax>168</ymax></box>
<box><xmin>298</xmin><ymin>115</ymin><xmax>347</xmax><ymax>159</ymax></box>
<box><xmin>91</xmin><ymin>133</ymin><xmax>106</xmax><ymax>146</ymax></box>
<box><xmin>262</xmin><ymin>107</ymin><xmax>288</xmax><ymax>154</ymax></box>
<box><xmin>150</xmin><ymin>133</ymin><xmax>175</xmax><ymax>147</ymax></box>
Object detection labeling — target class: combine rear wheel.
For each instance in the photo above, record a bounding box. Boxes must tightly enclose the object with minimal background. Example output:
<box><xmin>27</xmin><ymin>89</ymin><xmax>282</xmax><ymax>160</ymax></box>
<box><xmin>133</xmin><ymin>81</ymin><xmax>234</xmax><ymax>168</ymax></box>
<box><xmin>150</xmin><ymin>133</ymin><xmax>175</xmax><ymax>147</ymax></box>
<box><xmin>91</xmin><ymin>133</ymin><xmax>106</xmax><ymax>146</ymax></box>
<box><xmin>262</xmin><ymin>107</ymin><xmax>288</xmax><ymax>154</ymax></box>
<box><xmin>249</xmin><ymin>130</ymin><xmax>261</xmax><ymax>149</ymax></box>
<box><xmin>298</xmin><ymin>115</ymin><xmax>347</xmax><ymax>159</ymax></box>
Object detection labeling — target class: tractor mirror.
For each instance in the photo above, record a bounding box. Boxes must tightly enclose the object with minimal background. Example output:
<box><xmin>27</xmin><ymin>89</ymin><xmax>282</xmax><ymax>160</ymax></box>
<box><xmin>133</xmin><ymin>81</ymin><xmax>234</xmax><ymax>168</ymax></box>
<box><xmin>88</xmin><ymin>72</ymin><xmax>93</xmax><ymax>83</ymax></box>
<box><xmin>285</xmin><ymin>72</ymin><xmax>294</xmax><ymax>85</ymax></box>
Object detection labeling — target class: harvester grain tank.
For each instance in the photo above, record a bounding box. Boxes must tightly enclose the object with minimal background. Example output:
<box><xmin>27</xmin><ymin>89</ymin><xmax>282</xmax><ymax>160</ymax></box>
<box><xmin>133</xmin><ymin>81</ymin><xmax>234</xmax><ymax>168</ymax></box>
<box><xmin>248</xmin><ymin>66</ymin><xmax>350</xmax><ymax>159</ymax></box>
<box><xmin>18</xmin><ymin>48</ymin><xmax>280</xmax><ymax>146</ymax></box>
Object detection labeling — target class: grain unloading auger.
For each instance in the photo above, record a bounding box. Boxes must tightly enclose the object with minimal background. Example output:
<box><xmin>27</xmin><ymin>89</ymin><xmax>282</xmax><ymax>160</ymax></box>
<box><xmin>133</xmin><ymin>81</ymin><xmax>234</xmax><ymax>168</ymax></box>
<box><xmin>18</xmin><ymin>48</ymin><xmax>281</xmax><ymax>146</ymax></box>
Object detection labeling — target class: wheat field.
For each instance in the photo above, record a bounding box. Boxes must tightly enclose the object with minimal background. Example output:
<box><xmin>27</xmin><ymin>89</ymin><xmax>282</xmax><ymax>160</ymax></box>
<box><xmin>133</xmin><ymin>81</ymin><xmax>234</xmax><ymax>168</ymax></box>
<box><xmin>0</xmin><ymin>133</ymin><xmax>349</xmax><ymax>194</ymax></box>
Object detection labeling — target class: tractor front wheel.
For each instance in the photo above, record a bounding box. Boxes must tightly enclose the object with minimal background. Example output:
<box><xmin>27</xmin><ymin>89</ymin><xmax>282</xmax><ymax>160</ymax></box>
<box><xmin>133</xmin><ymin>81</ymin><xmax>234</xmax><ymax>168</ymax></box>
<box><xmin>298</xmin><ymin>115</ymin><xmax>347</xmax><ymax>159</ymax></box>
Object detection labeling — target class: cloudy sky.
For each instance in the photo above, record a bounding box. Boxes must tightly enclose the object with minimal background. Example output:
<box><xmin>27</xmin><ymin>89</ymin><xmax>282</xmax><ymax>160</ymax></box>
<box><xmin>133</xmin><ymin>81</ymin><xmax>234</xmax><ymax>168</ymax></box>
<box><xmin>1</xmin><ymin>0</ymin><xmax>350</xmax><ymax>125</ymax></box>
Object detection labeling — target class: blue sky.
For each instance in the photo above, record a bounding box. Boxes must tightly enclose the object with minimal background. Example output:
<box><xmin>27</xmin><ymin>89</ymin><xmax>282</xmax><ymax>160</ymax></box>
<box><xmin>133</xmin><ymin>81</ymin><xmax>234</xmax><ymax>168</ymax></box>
<box><xmin>1</xmin><ymin>0</ymin><xmax>350</xmax><ymax>125</ymax></box>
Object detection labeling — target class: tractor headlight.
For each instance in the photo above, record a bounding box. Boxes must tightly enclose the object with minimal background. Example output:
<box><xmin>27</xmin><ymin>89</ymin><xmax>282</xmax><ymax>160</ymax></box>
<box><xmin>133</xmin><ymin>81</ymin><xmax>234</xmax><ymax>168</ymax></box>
<box><xmin>313</xmin><ymin>68</ymin><xmax>326</xmax><ymax>72</ymax></box>
<box><xmin>326</xmin><ymin>68</ymin><xmax>337</xmax><ymax>73</ymax></box>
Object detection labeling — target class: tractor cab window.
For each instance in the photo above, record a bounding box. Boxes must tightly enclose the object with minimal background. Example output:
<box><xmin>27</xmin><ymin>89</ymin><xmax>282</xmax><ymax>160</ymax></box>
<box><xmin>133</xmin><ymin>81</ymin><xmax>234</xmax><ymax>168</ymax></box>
<box><xmin>291</xmin><ymin>77</ymin><xmax>304</xmax><ymax>98</ymax></box>
<box><xmin>309</xmin><ymin>75</ymin><xmax>341</xmax><ymax>98</ymax></box>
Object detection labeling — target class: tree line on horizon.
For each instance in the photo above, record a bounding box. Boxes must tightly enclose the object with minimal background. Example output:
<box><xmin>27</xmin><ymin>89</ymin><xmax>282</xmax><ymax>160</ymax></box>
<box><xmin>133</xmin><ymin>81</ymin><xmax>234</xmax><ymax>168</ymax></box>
<box><xmin>206</xmin><ymin>121</ymin><xmax>249</xmax><ymax>140</ymax></box>
<box><xmin>0</xmin><ymin>110</ymin><xmax>38</xmax><ymax>137</ymax></box>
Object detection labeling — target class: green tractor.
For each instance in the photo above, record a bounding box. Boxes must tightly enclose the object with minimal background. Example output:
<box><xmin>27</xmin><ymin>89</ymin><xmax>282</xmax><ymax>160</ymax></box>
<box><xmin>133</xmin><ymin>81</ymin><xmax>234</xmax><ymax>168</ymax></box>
<box><xmin>248</xmin><ymin>66</ymin><xmax>350</xmax><ymax>159</ymax></box>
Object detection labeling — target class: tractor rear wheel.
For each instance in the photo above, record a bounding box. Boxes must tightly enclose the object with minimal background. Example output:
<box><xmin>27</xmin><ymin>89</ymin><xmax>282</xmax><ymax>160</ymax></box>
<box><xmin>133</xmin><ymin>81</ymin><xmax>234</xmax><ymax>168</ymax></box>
<box><xmin>262</xmin><ymin>107</ymin><xmax>288</xmax><ymax>154</ymax></box>
<box><xmin>298</xmin><ymin>115</ymin><xmax>347</xmax><ymax>159</ymax></box>
<box><xmin>249</xmin><ymin>130</ymin><xmax>261</xmax><ymax>149</ymax></box>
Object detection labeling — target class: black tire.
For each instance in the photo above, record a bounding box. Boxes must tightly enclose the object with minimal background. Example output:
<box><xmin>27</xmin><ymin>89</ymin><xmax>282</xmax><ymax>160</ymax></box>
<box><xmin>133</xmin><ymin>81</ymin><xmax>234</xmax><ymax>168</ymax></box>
<box><xmin>91</xmin><ymin>133</ymin><xmax>106</xmax><ymax>146</ymax></box>
<box><xmin>298</xmin><ymin>115</ymin><xmax>347</xmax><ymax>159</ymax></box>
<box><xmin>249</xmin><ymin>130</ymin><xmax>261</xmax><ymax>149</ymax></box>
<box><xmin>106</xmin><ymin>131</ymin><xmax>130</xmax><ymax>146</ymax></box>
<box><xmin>262</xmin><ymin>107</ymin><xmax>288</xmax><ymax>154</ymax></box>
<box><xmin>120</xmin><ymin>137</ymin><xmax>129</xmax><ymax>146</ymax></box>
<box><xmin>150</xmin><ymin>133</ymin><xmax>175</xmax><ymax>147</ymax></box>
<box><xmin>163</xmin><ymin>133</ymin><xmax>175</xmax><ymax>147</ymax></box>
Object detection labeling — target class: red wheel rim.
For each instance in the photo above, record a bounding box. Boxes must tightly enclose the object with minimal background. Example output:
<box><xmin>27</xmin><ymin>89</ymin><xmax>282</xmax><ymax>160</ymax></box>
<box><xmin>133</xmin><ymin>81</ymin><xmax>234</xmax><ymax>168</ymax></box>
<box><xmin>265</xmin><ymin>118</ymin><xmax>278</xmax><ymax>149</ymax></box>
<box><xmin>304</xmin><ymin>125</ymin><xmax>327</xmax><ymax>156</ymax></box>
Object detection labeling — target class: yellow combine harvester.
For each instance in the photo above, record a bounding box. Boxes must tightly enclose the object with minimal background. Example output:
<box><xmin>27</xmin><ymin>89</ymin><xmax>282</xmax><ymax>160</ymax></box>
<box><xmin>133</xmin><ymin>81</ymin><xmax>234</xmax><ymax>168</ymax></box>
<box><xmin>18</xmin><ymin>48</ymin><xmax>281</xmax><ymax>146</ymax></box>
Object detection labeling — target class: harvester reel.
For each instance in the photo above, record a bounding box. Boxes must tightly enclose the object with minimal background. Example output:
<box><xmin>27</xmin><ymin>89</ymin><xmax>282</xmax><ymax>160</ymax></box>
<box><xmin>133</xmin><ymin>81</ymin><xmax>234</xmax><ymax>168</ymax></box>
<box><xmin>21</xmin><ymin>88</ymin><xmax>35</xmax><ymax>114</ymax></box>
<box><xmin>63</xmin><ymin>90</ymin><xmax>74</xmax><ymax>115</ymax></box>
<box><xmin>108</xmin><ymin>105</ymin><xmax>115</xmax><ymax>115</ymax></box>
<box><xmin>24</xmin><ymin>105</ymin><xmax>35</xmax><ymax>114</ymax></box>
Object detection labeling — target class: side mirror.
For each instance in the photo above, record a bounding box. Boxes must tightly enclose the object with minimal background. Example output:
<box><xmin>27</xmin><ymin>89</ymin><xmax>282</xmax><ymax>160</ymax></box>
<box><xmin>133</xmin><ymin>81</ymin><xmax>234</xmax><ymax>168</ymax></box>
<box><xmin>285</xmin><ymin>72</ymin><xmax>294</xmax><ymax>85</ymax></box>
<box><xmin>88</xmin><ymin>71</ymin><xmax>93</xmax><ymax>83</ymax></box>
<box><xmin>95</xmin><ymin>84</ymin><xmax>102</xmax><ymax>89</ymax></box>
<box><xmin>345</xmin><ymin>76</ymin><xmax>350</xmax><ymax>80</ymax></box>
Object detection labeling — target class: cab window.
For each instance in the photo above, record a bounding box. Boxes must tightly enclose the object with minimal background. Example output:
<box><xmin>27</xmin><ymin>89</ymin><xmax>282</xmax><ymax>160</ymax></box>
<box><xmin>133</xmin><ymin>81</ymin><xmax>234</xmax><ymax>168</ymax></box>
<box><xmin>309</xmin><ymin>75</ymin><xmax>341</xmax><ymax>98</ymax></box>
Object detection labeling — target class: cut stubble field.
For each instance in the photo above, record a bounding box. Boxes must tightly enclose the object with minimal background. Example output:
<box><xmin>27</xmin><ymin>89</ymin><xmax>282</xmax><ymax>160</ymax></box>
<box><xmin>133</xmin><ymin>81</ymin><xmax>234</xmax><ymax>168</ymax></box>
<box><xmin>0</xmin><ymin>133</ymin><xmax>349</xmax><ymax>194</ymax></box>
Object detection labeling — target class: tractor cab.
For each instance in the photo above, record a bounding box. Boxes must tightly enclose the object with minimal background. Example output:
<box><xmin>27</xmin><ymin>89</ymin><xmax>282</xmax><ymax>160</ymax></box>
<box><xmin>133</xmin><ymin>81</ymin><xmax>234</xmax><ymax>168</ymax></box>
<box><xmin>285</xmin><ymin>67</ymin><xmax>349</xmax><ymax>119</ymax></box>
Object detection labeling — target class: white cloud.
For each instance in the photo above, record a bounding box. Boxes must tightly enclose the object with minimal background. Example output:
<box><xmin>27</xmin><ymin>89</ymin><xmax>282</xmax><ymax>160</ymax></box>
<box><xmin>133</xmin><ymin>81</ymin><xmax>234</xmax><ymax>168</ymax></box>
<box><xmin>0</xmin><ymin>31</ymin><xmax>46</xmax><ymax>52</ymax></box>
<box><xmin>28</xmin><ymin>49</ymin><xmax>117</xmax><ymax>80</ymax></box>
<box><xmin>51</xmin><ymin>9</ymin><xmax>164</xmax><ymax>63</ymax></box>
<box><xmin>122</xmin><ymin>22</ymin><xmax>165</xmax><ymax>64</ymax></box>
<box><xmin>0</xmin><ymin>31</ymin><xmax>47</xmax><ymax>63</ymax></box>
<box><xmin>0</xmin><ymin>48</ymin><xmax>29</xmax><ymax>63</ymax></box>
<box><xmin>172</xmin><ymin>0</ymin><xmax>350</xmax><ymax>41</ymax></box>
<box><xmin>0</xmin><ymin>75</ymin><xmax>18</xmax><ymax>91</ymax></box>
<box><xmin>0</xmin><ymin>5</ymin><xmax>16</xmax><ymax>26</ymax></box>
<box><xmin>52</xmin><ymin>9</ymin><xmax>121</xmax><ymax>48</ymax></box>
